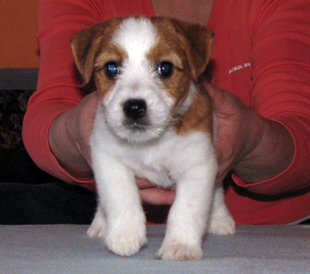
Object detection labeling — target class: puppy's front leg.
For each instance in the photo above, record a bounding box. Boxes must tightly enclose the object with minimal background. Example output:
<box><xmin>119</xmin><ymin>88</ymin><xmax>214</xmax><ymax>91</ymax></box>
<box><xmin>156</xmin><ymin>159</ymin><xmax>217</xmax><ymax>261</ymax></box>
<box><xmin>92</xmin><ymin>151</ymin><xmax>147</xmax><ymax>257</ymax></box>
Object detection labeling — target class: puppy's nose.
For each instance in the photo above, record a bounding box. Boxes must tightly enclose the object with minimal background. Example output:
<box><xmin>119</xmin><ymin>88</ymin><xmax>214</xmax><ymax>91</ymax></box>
<box><xmin>123</xmin><ymin>99</ymin><xmax>147</xmax><ymax>120</ymax></box>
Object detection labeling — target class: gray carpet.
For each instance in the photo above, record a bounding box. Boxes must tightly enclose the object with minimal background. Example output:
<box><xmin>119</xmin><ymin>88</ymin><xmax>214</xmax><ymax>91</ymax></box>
<box><xmin>1</xmin><ymin>225</ymin><xmax>310</xmax><ymax>273</ymax></box>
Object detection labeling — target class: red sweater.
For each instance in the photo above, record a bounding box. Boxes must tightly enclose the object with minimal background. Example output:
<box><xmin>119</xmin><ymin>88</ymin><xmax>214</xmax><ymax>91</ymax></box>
<box><xmin>23</xmin><ymin>0</ymin><xmax>310</xmax><ymax>224</ymax></box>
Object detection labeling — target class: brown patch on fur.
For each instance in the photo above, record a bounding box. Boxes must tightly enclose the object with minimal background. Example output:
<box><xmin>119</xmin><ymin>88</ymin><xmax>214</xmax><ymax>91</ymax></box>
<box><xmin>148</xmin><ymin>17</ymin><xmax>214</xmax><ymax>136</ymax></box>
<box><xmin>147</xmin><ymin>18</ymin><xmax>193</xmax><ymax>107</ymax></box>
<box><xmin>71</xmin><ymin>18</ymin><xmax>126</xmax><ymax>87</ymax></box>
<box><xmin>94</xmin><ymin>45</ymin><xmax>128</xmax><ymax>99</ymax></box>
<box><xmin>157</xmin><ymin>17</ymin><xmax>214</xmax><ymax>80</ymax></box>
<box><xmin>173</xmin><ymin>84</ymin><xmax>214</xmax><ymax>138</ymax></box>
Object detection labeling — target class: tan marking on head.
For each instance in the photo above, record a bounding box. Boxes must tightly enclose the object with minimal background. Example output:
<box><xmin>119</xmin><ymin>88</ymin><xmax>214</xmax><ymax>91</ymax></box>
<box><xmin>174</xmin><ymin>84</ymin><xmax>214</xmax><ymax>138</ymax></box>
<box><xmin>147</xmin><ymin>18</ymin><xmax>194</xmax><ymax>112</ymax></box>
<box><xmin>148</xmin><ymin>17</ymin><xmax>214</xmax><ymax>136</ymax></box>
<box><xmin>71</xmin><ymin>17</ymin><xmax>125</xmax><ymax>86</ymax></box>
<box><xmin>94</xmin><ymin>44</ymin><xmax>128</xmax><ymax>98</ymax></box>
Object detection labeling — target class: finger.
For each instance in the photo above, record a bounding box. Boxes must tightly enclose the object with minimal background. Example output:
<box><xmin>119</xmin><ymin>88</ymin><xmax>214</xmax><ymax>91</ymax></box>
<box><xmin>140</xmin><ymin>188</ymin><xmax>175</xmax><ymax>205</ymax></box>
<box><xmin>202</xmin><ymin>82</ymin><xmax>218</xmax><ymax>98</ymax></box>
<box><xmin>136</xmin><ymin>177</ymin><xmax>154</xmax><ymax>189</ymax></box>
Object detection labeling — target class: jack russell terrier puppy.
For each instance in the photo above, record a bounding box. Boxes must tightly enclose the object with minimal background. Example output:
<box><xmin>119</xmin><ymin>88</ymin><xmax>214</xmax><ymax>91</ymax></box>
<box><xmin>71</xmin><ymin>16</ymin><xmax>235</xmax><ymax>261</ymax></box>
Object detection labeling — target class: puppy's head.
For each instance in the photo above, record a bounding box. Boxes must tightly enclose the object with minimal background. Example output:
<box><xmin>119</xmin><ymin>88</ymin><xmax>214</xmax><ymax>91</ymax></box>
<box><xmin>71</xmin><ymin>16</ymin><xmax>214</xmax><ymax>143</ymax></box>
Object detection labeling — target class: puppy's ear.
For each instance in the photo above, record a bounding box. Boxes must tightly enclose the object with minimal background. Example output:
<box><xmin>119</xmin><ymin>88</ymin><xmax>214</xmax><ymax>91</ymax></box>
<box><xmin>71</xmin><ymin>24</ymin><xmax>104</xmax><ymax>85</ymax></box>
<box><xmin>171</xmin><ymin>19</ymin><xmax>214</xmax><ymax>80</ymax></box>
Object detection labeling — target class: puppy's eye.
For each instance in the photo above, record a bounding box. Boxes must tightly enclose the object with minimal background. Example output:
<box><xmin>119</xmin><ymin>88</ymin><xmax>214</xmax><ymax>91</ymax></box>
<box><xmin>157</xmin><ymin>61</ymin><xmax>174</xmax><ymax>79</ymax></box>
<box><xmin>104</xmin><ymin>61</ymin><xmax>120</xmax><ymax>79</ymax></box>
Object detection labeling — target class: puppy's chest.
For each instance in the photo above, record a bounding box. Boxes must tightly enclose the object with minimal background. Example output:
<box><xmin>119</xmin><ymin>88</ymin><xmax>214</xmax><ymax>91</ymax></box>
<box><xmin>120</xmin><ymin>147</ymin><xmax>173</xmax><ymax>187</ymax></box>
<box><xmin>115</xmin><ymin>132</ymin><xmax>182</xmax><ymax>187</ymax></box>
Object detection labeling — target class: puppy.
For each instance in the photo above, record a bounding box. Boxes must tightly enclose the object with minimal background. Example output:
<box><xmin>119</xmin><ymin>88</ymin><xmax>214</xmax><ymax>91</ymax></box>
<box><xmin>71</xmin><ymin>16</ymin><xmax>235</xmax><ymax>261</ymax></box>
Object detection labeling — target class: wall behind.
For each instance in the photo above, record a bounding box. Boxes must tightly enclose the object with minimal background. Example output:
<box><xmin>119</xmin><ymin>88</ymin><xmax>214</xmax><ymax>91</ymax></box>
<box><xmin>0</xmin><ymin>0</ymin><xmax>40</xmax><ymax>68</ymax></box>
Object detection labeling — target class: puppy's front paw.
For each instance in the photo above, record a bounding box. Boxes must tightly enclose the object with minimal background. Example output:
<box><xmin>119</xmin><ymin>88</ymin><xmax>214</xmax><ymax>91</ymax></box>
<box><xmin>105</xmin><ymin>225</ymin><xmax>147</xmax><ymax>257</ymax></box>
<box><xmin>208</xmin><ymin>213</ymin><xmax>236</xmax><ymax>235</ymax></box>
<box><xmin>156</xmin><ymin>242</ymin><xmax>203</xmax><ymax>261</ymax></box>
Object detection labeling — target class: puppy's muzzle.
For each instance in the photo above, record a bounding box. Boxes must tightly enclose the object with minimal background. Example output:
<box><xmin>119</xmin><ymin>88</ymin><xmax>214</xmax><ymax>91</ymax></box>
<box><xmin>123</xmin><ymin>99</ymin><xmax>148</xmax><ymax>129</ymax></box>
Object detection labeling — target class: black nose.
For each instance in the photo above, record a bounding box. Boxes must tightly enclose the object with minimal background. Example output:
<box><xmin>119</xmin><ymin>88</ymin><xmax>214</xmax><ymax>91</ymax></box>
<box><xmin>123</xmin><ymin>99</ymin><xmax>147</xmax><ymax>120</ymax></box>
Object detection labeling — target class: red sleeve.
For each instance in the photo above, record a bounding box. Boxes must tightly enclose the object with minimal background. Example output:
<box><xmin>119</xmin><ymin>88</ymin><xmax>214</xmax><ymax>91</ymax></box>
<box><xmin>22</xmin><ymin>0</ymin><xmax>154</xmax><ymax>190</ymax></box>
<box><xmin>208</xmin><ymin>0</ymin><xmax>310</xmax><ymax>195</ymax></box>
<box><xmin>234</xmin><ymin>0</ymin><xmax>310</xmax><ymax>194</ymax></box>
<box><xmin>205</xmin><ymin>0</ymin><xmax>310</xmax><ymax>224</ymax></box>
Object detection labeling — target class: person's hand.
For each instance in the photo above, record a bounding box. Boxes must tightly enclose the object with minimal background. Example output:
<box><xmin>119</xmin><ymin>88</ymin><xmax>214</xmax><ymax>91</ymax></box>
<box><xmin>205</xmin><ymin>83</ymin><xmax>263</xmax><ymax>183</ymax></box>
<box><xmin>49</xmin><ymin>91</ymin><xmax>99</xmax><ymax>178</ymax></box>
<box><xmin>205</xmin><ymin>83</ymin><xmax>294</xmax><ymax>184</ymax></box>
<box><xmin>136</xmin><ymin>177</ymin><xmax>175</xmax><ymax>205</ymax></box>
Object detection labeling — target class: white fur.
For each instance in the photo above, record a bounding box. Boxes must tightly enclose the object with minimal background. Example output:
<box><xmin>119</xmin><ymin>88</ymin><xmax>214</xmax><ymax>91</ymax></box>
<box><xmin>88</xmin><ymin>17</ymin><xmax>235</xmax><ymax>261</ymax></box>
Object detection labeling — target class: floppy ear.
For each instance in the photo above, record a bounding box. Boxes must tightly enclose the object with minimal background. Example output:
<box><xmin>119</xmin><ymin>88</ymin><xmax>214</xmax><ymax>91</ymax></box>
<box><xmin>71</xmin><ymin>24</ymin><xmax>104</xmax><ymax>85</ymax></box>
<box><xmin>171</xmin><ymin>19</ymin><xmax>214</xmax><ymax>80</ymax></box>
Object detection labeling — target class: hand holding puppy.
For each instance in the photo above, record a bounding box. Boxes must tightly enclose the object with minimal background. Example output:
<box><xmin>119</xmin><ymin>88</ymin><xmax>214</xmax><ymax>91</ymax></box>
<box><xmin>205</xmin><ymin>83</ymin><xmax>294</xmax><ymax>185</ymax></box>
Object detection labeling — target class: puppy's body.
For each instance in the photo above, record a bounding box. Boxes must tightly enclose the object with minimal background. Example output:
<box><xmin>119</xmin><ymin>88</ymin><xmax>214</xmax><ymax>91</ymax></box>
<box><xmin>71</xmin><ymin>16</ymin><xmax>235</xmax><ymax>261</ymax></box>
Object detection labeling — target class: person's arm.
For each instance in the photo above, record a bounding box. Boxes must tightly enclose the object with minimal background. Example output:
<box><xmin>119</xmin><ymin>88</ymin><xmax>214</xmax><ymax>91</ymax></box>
<box><xmin>217</xmin><ymin>0</ymin><xmax>310</xmax><ymax>195</ymax></box>
<box><xmin>23</xmin><ymin>0</ymin><xmax>154</xmax><ymax>187</ymax></box>
<box><xmin>48</xmin><ymin>92</ymin><xmax>97</xmax><ymax>179</ymax></box>
<box><xmin>23</xmin><ymin>0</ymin><xmax>173</xmax><ymax>202</ymax></box>
<box><xmin>136</xmin><ymin>0</ymin><xmax>310</xmax><ymax>202</ymax></box>
<box><xmin>140</xmin><ymin>0</ymin><xmax>310</xmax><ymax>203</ymax></box>
<box><xmin>22</xmin><ymin>0</ymin><xmax>104</xmax><ymax>186</ymax></box>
